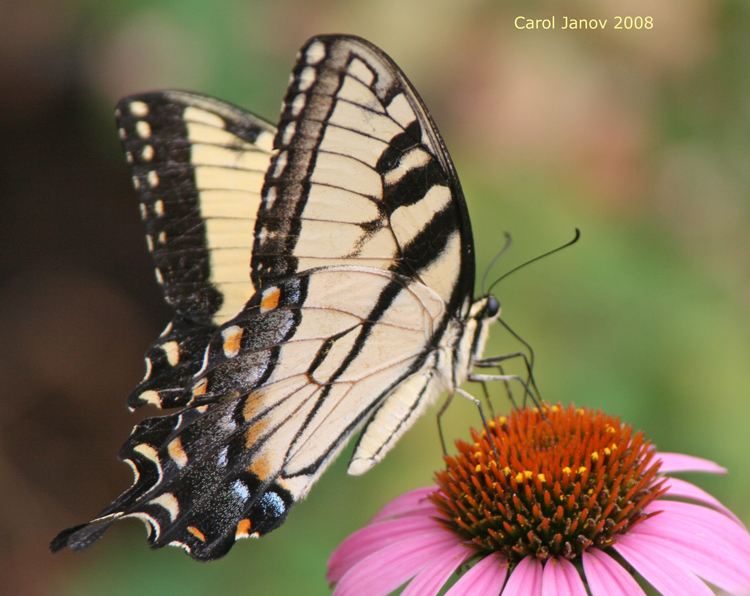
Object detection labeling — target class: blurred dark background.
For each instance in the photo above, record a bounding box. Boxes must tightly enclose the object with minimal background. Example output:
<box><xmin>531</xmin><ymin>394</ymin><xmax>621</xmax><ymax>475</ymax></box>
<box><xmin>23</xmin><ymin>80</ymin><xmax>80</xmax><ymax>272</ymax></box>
<box><xmin>2</xmin><ymin>1</ymin><xmax>749</xmax><ymax>595</ymax></box>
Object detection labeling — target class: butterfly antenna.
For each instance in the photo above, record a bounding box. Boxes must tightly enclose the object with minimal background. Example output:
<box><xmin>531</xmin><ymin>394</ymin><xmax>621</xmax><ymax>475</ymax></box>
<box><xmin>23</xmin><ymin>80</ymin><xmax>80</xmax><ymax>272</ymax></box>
<box><xmin>481</xmin><ymin>232</ymin><xmax>512</xmax><ymax>296</ymax></box>
<box><xmin>486</xmin><ymin>228</ymin><xmax>581</xmax><ymax>297</ymax></box>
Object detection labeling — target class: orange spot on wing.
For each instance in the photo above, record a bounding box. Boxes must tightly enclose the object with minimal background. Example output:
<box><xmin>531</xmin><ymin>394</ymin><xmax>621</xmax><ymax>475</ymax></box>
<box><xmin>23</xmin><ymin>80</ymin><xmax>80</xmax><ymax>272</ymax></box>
<box><xmin>192</xmin><ymin>377</ymin><xmax>208</xmax><ymax>396</ymax></box>
<box><xmin>187</xmin><ymin>526</ymin><xmax>206</xmax><ymax>542</ymax></box>
<box><xmin>244</xmin><ymin>418</ymin><xmax>269</xmax><ymax>452</ymax></box>
<box><xmin>168</xmin><ymin>437</ymin><xmax>188</xmax><ymax>468</ymax></box>
<box><xmin>248</xmin><ymin>451</ymin><xmax>273</xmax><ymax>481</ymax></box>
<box><xmin>242</xmin><ymin>390</ymin><xmax>267</xmax><ymax>422</ymax></box>
<box><xmin>260</xmin><ymin>287</ymin><xmax>281</xmax><ymax>313</ymax></box>
<box><xmin>223</xmin><ymin>326</ymin><xmax>244</xmax><ymax>357</ymax></box>
<box><xmin>236</xmin><ymin>518</ymin><xmax>252</xmax><ymax>538</ymax></box>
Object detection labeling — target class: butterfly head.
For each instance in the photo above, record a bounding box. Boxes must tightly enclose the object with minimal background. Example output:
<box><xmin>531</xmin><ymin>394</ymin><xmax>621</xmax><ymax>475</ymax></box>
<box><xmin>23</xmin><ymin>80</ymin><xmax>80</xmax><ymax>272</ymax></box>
<box><xmin>460</xmin><ymin>294</ymin><xmax>502</xmax><ymax>373</ymax></box>
<box><xmin>470</xmin><ymin>294</ymin><xmax>501</xmax><ymax>324</ymax></box>
<box><xmin>485</xmin><ymin>295</ymin><xmax>500</xmax><ymax>319</ymax></box>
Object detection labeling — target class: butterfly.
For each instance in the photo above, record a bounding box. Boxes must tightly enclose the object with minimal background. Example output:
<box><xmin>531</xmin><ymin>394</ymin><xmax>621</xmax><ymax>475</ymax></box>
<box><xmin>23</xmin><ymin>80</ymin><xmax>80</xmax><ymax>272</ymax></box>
<box><xmin>51</xmin><ymin>34</ymin><xmax>506</xmax><ymax>561</ymax></box>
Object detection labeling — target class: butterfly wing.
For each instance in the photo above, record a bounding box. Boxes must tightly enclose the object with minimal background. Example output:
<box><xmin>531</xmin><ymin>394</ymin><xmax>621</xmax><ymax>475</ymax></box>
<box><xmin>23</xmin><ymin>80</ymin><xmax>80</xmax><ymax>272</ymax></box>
<box><xmin>116</xmin><ymin>91</ymin><xmax>275</xmax><ymax>409</ymax></box>
<box><xmin>254</xmin><ymin>35</ymin><xmax>475</xmax><ymax>309</ymax></box>
<box><xmin>52</xmin><ymin>35</ymin><xmax>477</xmax><ymax>561</ymax></box>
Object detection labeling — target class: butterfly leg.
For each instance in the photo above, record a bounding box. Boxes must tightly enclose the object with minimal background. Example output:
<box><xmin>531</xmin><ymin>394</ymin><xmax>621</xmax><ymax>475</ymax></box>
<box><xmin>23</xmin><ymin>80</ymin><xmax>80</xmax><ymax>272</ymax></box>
<box><xmin>474</xmin><ymin>351</ymin><xmax>531</xmax><ymax>369</ymax></box>
<box><xmin>475</xmin><ymin>357</ymin><xmax>520</xmax><ymax>409</ymax></box>
<box><xmin>468</xmin><ymin>373</ymin><xmax>542</xmax><ymax>410</ymax></box>
<box><xmin>474</xmin><ymin>351</ymin><xmax>542</xmax><ymax>408</ymax></box>
<box><xmin>479</xmin><ymin>379</ymin><xmax>495</xmax><ymax>417</ymax></box>
<box><xmin>455</xmin><ymin>388</ymin><xmax>499</xmax><ymax>461</ymax></box>
<box><xmin>436</xmin><ymin>393</ymin><xmax>455</xmax><ymax>456</ymax></box>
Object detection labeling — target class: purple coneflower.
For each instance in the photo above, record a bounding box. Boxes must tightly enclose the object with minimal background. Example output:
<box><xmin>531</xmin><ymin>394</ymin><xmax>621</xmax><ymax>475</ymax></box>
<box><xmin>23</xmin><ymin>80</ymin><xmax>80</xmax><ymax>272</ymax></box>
<box><xmin>327</xmin><ymin>403</ymin><xmax>750</xmax><ymax>595</ymax></box>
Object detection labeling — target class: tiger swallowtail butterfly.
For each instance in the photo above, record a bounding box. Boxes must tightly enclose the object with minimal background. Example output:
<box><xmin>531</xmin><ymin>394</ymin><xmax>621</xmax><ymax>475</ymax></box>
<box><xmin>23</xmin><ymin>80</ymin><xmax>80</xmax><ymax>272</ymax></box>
<box><xmin>51</xmin><ymin>34</ymin><xmax>507</xmax><ymax>561</ymax></box>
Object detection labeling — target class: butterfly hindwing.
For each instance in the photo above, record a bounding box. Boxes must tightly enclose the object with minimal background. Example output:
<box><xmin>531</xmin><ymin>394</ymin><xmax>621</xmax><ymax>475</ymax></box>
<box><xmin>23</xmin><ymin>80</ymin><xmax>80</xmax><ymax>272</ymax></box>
<box><xmin>54</xmin><ymin>400</ymin><xmax>295</xmax><ymax>560</ymax></box>
<box><xmin>126</xmin><ymin>315</ymin><xmax>215</xmax><ymax>409</ymax></box>
<box><xmin>55</xmin><ymin>266</ymin><xmax>445</xmax><ymax>559</ymax></box>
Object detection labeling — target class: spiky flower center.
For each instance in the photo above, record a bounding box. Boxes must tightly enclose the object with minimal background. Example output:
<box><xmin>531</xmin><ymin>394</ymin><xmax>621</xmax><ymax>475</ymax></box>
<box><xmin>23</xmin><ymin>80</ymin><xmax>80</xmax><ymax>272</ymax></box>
<box><xmin>431</xmin><ymin>403</ymin><xmax>666</xmax><ymax>563</ymax></box>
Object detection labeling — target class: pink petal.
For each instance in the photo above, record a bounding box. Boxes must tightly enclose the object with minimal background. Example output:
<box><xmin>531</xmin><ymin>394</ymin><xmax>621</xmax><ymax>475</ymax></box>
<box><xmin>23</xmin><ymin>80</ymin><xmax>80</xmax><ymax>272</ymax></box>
<box><xmin>444</xmin><ymin>553</ymin><xmax>509</xmax><ymax>596</ymax></box>
<box><xmin>541</xmin><ymin>557</ymin><xmax>587</xmax><ymax>596</ymax></box>
<box><xmin>332</xmin><ymin>531</ymin><xmax>459</xmax><ymax>596</ymax></box>
<box><xmin>582</xmin><ymin>548</ymin><xmax>648</xmax><ymax>596</ymax></box>
<box><xmin>657</xmin><ymin>452</ymin><xmax>727</xmax><ymax>475</ymax></box>
<box><xmin>662</xmin><ymin>477</ymin><xmax>742</xmax><ymax>524</ymax></box>
<box><xmin>501</xmin><ymin>556</ymin><xmax>543</xmax><ymax>596</ymax></box>
<box><xmin>634</xmin><ymin>505</ymin><xmax>750</xmax><ymax>591</ymax></box>
<box><xmin>401</xmin><ymin>543</ymin><xmax>473</xmax><ymax>596</ymax></box>
<box><xmin>371</xmin><ymin>487</ymin><xmax>438</xmax><ymax>523</ymax></box>
<box><xmin>613</xmin><ymin>533</ymin><xmax>715</xmax><ymax>596</ymax></box>
<box><xmin>625</xmin><ymin>528</ymin><xmax>750</xmax><ymax>593</ymax></box>
<box><xmin>327</xmin><ymin>516</ymin><xmax>445</xmax><ymax>582</ymax></box>
<box><xmin>645</xmin><ymin>501</ymin><xmax>750</xmax><ymax>556</ymax></box>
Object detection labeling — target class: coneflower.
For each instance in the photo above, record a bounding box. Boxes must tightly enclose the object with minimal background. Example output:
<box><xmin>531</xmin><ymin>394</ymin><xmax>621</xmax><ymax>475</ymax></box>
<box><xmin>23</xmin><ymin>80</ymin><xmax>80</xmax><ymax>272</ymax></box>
<box><xmin>328</xmin><ymin>403</ymin><xmax>750</xmax><ymax>596</ymax></box>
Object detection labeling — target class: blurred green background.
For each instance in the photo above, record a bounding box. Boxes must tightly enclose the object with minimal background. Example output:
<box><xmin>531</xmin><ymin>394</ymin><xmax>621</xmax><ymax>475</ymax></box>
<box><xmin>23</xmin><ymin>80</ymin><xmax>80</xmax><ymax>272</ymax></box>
<box><xmin>2</xmin><ymin>0</ymin><xmax>749</xmax><ymax>594</ymax></box>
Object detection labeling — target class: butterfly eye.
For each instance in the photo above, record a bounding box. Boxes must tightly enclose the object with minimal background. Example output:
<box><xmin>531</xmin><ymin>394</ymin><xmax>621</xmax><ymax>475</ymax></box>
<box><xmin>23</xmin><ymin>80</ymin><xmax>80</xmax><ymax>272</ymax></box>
<box><xmin>486</xmin><ymin>295</ymin><xmax>500</xmax><ymax>317</ymax></box>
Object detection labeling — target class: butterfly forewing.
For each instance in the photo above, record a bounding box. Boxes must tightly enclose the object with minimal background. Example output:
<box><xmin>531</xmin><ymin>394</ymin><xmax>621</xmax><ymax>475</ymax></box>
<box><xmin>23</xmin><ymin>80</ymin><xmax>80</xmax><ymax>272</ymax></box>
<box><xmin>253</xmin><ymin>36</ymin><xmax>475</xmax><ymax>311</ymax></box>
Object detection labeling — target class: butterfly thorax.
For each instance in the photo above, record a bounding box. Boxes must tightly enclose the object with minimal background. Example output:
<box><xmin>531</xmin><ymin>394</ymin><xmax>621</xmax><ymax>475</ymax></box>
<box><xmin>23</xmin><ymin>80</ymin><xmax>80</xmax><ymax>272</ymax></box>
<box><xmin>435</xmin><ymin>295</ymin><xmax>501</xmax><ymax>395</ymax></box>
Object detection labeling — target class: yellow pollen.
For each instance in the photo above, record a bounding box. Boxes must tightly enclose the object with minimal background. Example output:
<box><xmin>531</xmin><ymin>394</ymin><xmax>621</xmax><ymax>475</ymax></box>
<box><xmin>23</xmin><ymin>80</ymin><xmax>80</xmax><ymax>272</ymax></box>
<box><xmin>606</xmin><ymin>425</ymin><xmax>616</xmax><ymax>434</ymax></box>
<box><xmin>488</xmin><ymin>420</ymin><xmax>496</xmax><ymax>428</ymax></box>
<box><xmin>611</xmin><ymin>444</ymin><xmax>618</xmax><ymax>451</ymax></box>
<box><xmin>562</xmin><ymin>466</ymin><xmax>571</xmax><ymax>475</ymax></box>
<box><xmin>537</xmin><ymin>474</ymin><xmax>546</xmax><ymax>483</ymax></box>
<box><xmin>475</xmin><ymin>465</ymin><xmax>482</xmax><ymax>473</ymax></box>
<box><xmin>498</xmin><ymin>417</ymin><xmax>507</xmax><ymax>425</ymax></box>
<box><xmin>591</xmin><ymin>452</ymin><xmax>599</xmax><ymax>462</ymax></box>
<box><xmin>604</xmin><ymin>448</ymin><xmax>611</xmax><ymax>456</ymax></box>
<box><xmin>524</xmin><ymin>471</ymin><xmax>533</xmax><ymax>480</ymax></box>
<box><xmin>474</xmin><ymin>452</ymin><xmax>482</xmax><ymax>459</ymax></box>
<box><xmin>502</xmin><ymin>467</ymin><xmax>511</xmax><ymax>476</ymax></box>
<box><xmin>578</xmin><ymin>466</ymin><xmax>587</xmax><ymax>475</ymax></box>
<box><xmin>515</xmin><ymin>473</ymin><xmax>524</xmax><ymax>483</ymax></box>
<box><xmin>551</xmin><ymin>405</ymin><xmax>559</xmax><ymax>413</ymax></box>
